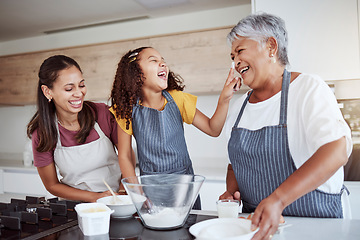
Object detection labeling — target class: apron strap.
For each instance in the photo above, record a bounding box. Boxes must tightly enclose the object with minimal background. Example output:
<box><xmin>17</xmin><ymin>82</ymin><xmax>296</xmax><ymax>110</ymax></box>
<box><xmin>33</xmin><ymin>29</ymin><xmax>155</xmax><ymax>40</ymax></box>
<box><xmin>233</xmin><ymin>68</ymin><xmax>290</xmax><ymax>128</ymax></box>
<box><xmin>279</xmin><ymin>69</ymin><xmax>291</xmax><ymax>125</ymax></box>
<box><xmin>233</xmin><ymin>92</ymin><xmax>252</xmax><ymax>128</ymax></box>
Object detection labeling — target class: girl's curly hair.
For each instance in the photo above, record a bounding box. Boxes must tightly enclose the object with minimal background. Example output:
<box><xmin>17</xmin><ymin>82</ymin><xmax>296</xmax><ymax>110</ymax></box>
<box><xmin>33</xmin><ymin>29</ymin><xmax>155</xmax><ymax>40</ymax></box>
<box><xmin>110</xmin><ymin>47</ymin><xmax>185</xmax><ymax>130</ymax></box>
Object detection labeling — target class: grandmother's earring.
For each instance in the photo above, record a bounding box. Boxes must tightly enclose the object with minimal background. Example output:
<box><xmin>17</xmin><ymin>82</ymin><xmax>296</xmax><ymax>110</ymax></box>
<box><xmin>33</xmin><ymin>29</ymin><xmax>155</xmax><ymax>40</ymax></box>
<box><xmin>270</xmin><ymin>53</ymin><xmax>276</xmax><ymax>64</ymax></box>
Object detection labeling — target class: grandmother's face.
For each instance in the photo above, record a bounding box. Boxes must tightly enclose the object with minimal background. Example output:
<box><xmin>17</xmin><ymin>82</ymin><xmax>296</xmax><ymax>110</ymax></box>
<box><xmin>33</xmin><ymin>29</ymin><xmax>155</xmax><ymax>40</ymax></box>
<box><xmin>230</xmin><ymin>37</ymin><xmax>270</xmax><ymax>89</ymax></box>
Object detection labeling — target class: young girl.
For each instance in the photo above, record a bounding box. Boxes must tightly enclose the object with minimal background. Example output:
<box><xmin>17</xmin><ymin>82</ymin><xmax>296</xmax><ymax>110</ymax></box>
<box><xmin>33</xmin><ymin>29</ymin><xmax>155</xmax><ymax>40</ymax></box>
<box><xmin>110</xmin><ymin>47</ymin><xmax>240</xmax><ymax>209</ymax></box>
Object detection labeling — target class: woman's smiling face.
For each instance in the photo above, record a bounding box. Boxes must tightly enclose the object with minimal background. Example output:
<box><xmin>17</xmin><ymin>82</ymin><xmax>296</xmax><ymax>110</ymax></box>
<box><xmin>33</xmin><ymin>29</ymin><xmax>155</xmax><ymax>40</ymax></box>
<box><xmin>138</xmin><ymin>48</ymin><xmax>169</xmax><ymax>92</ymax></box>
<box><xmin>231</xmin><ymin>37</ymin><xmax>270</xmax><ymax>89</ymax></box>
<box><xmin>49</xmin><ymin>65</ymin><xmax>87</xmax><ymax>116</ymax></box>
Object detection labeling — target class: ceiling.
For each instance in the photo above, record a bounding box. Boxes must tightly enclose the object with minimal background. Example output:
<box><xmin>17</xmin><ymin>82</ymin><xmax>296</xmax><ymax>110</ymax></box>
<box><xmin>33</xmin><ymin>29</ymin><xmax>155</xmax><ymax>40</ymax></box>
<box><xmin>0</xmin><ymin>0</ymin><xmax>247</xmax><ymax>43</ymax></box>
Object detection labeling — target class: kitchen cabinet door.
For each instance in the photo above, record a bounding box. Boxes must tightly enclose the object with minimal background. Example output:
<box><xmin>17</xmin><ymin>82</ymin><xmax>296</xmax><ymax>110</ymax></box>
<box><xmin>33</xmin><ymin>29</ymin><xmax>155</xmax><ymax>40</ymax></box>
<box><xmin>3</xmin><ymin>169</ymin><xmax>47</xmax><ymax>196</ymax></box>
<box><xmin>252</xmin><ymin>0</ymin><xmax>360</xmax><ymax>81</ymax></box>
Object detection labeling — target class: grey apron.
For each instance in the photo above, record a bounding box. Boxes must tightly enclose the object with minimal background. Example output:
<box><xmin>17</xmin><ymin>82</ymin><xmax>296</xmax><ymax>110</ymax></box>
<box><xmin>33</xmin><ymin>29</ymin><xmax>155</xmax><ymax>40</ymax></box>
<box><xmin>228</xmin><ymin>69</ymin><xmax>344</xmax><ymax>218</ymax></box>
<box><xmin>132</xmin><ymin>90</ymin><xmax>201</xmax><ymax>210</ymax></box>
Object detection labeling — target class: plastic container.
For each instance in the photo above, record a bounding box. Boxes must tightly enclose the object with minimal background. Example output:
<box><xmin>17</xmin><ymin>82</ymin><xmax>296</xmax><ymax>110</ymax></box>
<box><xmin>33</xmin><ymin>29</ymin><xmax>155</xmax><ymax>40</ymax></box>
<box><xmin>74</xmin><ymin>202</ymin><xmax>114</xmax><ymax>236</ymax></box>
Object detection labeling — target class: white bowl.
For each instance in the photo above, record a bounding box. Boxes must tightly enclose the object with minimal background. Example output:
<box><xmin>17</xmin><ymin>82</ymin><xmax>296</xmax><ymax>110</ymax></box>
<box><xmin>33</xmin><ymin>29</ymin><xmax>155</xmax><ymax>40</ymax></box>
<box><xmin>189</xmin><ymin>218</ymin><xmax>258</xmax><ymax>240</ymax></box>
<box><xmin>97</xmin><ymin>195</ymin><xmax>137</xmax><ymax>218</ymax></box>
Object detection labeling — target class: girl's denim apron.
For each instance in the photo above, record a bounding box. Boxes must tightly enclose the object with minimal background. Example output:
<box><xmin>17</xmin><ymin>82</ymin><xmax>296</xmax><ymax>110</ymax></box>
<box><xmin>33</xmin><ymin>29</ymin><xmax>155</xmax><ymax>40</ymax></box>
<box><xmin>133</xmin><ymin>90</ymin><xmax>201</xmax><ymax>210</ymax></box>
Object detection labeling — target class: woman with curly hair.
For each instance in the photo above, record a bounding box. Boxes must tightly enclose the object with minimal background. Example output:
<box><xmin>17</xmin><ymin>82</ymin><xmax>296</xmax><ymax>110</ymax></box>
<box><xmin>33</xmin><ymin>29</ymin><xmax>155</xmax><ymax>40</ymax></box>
<box><xmin>110</xmin><ymin>47</ymin><xmax>240</xmax><ymax>209</ymax></box>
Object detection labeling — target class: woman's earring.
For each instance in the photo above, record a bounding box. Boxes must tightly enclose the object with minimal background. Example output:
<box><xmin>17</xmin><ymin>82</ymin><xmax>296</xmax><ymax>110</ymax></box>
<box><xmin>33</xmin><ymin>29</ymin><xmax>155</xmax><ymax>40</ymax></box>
<box><xmin>270</xmin><ymin>53</ymin><xmax>276</xmax><ymax>64</ymax></box>
<box><xmin>48</xmin><ymin>98</ymin><xmax>52</xmax><ymax>102</ymax></box>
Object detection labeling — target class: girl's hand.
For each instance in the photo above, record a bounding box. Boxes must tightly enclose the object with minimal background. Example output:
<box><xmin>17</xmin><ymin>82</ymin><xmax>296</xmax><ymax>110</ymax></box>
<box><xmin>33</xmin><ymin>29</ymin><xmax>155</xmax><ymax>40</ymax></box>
<box><xmin>219</xmin><ymin>64</ymin><xmax>242</xmax><ymax>104</ymax></box>
<box><xmin>250</xmin><ymin>195</ymin><xmax>285</xmax><ymax>240</ymax></box>
<box><xmin>192</xmin><ymin>65</ymin><xmax>241</xmax><ymax>137</ymax></box>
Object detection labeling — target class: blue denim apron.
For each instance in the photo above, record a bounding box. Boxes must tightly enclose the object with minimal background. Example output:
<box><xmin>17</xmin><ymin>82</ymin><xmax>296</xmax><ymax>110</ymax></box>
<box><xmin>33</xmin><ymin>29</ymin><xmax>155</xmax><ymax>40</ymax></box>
<box><xmin>132</xmin><ymin>90</ymin><xmax>201</xmax><ymax>209</ymax></box>
<box><xmin>228</xmin><ymin>69</ymin><xmax>343</xmax><ymax>218</ymax></box>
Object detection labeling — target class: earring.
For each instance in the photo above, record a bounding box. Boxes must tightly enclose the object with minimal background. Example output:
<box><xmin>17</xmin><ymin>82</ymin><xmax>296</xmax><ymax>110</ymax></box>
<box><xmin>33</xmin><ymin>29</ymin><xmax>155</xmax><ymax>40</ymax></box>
<box><xmin>270</xmin><ymin>53</ymin><xmax>276</xmax><ymax>64</ymax></box>
<box><xmin>48</xmin><ymin>98</ymin><xmax>52</xmax><ymax>102</ymax></box>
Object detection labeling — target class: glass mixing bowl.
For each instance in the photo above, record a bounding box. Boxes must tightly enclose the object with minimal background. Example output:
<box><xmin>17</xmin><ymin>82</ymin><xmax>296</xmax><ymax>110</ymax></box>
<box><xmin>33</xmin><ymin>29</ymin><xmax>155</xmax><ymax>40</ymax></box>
<box><xmin>121</xmin><ymin>174</ymin><xmax>205</xmax><ymax>230</ymax></box>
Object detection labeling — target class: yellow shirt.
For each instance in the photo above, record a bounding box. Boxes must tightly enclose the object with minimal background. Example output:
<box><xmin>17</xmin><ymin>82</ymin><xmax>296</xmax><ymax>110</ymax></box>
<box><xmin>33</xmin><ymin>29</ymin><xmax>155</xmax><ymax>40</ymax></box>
<box><xmin>109</xmin><ymin>90</ymin><xmax>197</xmax><ymax>135</ymax></box>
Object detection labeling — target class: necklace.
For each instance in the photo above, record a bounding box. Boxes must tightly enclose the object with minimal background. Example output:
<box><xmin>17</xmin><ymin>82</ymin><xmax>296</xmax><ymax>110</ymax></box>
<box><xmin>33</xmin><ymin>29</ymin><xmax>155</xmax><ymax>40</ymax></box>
<box><xmin>57</xmin><ymin>120</ymin><xmax>69</xmax><ymax>127</ymax></box>
<box><xmin>57</xmin><ymin>119</ymin><xmax>79</xmax><ymax>130</ymax></box>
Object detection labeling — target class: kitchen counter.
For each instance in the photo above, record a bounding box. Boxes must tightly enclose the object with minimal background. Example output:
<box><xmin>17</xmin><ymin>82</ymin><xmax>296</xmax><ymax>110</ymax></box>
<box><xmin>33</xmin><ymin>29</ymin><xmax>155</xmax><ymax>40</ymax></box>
<box><xmin>0</xmin><ymin>159</ymin><xmax>36</xmax><ymax>171</ymax></box>
<box><xmin>193</xmin><ymin>211</ymin><xmax>360</xmax><ymax>240</ymax></box>
<box><xmin>39</xmin><ymin>210</ymin><xmax>360</xmax><ymax>240</ymax></box>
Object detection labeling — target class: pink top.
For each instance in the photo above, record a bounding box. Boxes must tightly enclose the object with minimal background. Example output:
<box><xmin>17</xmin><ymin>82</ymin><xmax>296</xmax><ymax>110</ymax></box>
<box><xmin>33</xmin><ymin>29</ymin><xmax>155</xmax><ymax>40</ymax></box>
<box><xmin>32</xmin><ymin>103</ymin><xmax>118</xmax><ymax>167</ymax></box>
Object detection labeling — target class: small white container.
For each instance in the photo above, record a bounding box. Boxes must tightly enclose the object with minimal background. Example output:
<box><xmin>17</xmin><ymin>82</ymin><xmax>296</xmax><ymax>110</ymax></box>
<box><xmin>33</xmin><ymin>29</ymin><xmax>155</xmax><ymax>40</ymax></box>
<box><xmin>75</xmin><ymin>202</ymin><xmax>114</xmax><ymax>236</ymax></box>
<box><xmin>217</xmin><ymin>199</ymin><xmax>240</xmax><ymax>218</ymax></box>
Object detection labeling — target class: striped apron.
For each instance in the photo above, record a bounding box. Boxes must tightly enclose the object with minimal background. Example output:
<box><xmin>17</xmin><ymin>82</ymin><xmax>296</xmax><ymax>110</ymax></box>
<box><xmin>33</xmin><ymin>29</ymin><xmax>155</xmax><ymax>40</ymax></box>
<box><xmin>132</xmin><ymin>90</ymin><xmax>201</xmax><ymax>209</ymax></box>
<box><xmin>228</xmin><ymin>69</ymin><xmax>344</xmax><ymax>218</ymax></box>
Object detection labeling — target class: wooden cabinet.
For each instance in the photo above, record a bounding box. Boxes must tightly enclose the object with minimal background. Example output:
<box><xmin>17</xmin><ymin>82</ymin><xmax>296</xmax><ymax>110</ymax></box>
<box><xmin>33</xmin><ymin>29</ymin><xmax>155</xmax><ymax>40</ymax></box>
<box><xmin>0</xmin><ymin>27</ymin><xmax>233</xmax><ymax>105</ymax></box>
<box><xmin>253</xmin><ymin>0</ymin><xmax>360</xmax><ymax>81</ymax></box>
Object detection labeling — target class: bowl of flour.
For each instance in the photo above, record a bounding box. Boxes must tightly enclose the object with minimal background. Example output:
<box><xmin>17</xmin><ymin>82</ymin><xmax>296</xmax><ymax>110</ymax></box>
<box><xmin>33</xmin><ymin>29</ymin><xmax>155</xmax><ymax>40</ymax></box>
<box><xmin>122</xmin><ymin>174</ymin><xmax>205</xmax><ymax>230</ymax></box>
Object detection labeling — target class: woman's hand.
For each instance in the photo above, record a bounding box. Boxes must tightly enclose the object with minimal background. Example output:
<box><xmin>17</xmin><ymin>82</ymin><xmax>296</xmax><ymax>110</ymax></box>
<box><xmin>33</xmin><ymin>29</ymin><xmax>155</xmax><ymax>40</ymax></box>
<box><xmin>219</xmin><ymin>190</ymin><xmax>241</xmax><ymax>201</ymax></box>
<box><xmin>92</xmin><ymin>190</ymin><xmax>113</xmax><ymax>202</ymax></box>
<box><xmin>250</xmin><ymin>195</ymin><xmax>285</xmax><ymax>240</ymax></box>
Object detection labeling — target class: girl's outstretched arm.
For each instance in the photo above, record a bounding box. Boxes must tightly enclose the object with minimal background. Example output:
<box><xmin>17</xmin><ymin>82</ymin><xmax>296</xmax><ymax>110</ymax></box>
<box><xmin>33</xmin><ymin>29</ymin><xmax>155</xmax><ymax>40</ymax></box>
<box><xmin>192</xmin><ymin>67</ymin><xmax>241</xmax><ymax>137</ymax></box>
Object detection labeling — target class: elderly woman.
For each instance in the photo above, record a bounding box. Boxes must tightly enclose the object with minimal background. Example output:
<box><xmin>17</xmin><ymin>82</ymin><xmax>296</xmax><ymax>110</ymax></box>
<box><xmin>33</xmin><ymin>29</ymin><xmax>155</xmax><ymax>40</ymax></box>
<box><xmin>219</xmin><ymin>13</ymin><xmax>352</xmax><ymax>239</ymax></box>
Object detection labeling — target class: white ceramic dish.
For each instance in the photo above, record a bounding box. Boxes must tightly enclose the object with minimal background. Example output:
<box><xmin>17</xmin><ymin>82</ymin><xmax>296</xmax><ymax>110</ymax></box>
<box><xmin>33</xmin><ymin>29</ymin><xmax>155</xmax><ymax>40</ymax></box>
<box><xmin>97</xmin><ymin>195</ymin><xmax>137</xmax><ymax>218</ymax></box>
<box><xmin>189</xmin><ymin>218</ymin><xmax>258</xmax><ymax>240</ymax></box>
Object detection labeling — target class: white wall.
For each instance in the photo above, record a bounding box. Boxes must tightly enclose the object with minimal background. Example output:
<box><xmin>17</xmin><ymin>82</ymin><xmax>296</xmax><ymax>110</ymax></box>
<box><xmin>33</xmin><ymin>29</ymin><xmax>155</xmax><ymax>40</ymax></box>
<box><xmin>185</xmin><ymin>94</ymin><xmax>242</xmax><ymax>163</ymax></box>
<box><xmin>0</xmin><ymin>105</ymin><xmax>37</xmax><ymax>157</ymax></box>
<box><xmin>0</xmin><ymin>93</ymin><xmax>243</xmax><ymax>160</ymax></box>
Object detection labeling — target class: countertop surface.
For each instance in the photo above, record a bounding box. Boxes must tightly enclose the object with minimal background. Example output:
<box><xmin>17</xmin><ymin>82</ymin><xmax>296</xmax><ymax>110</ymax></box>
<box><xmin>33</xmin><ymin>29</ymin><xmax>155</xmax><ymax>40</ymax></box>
<box><xmin>32</xmin><ymin>210</ymin><xmax>360</xmax><ymax>240</ymax></box>
<box><xmin>0</xmin><ymin>159</ymin><xmax>36</xmax><ymax>171</ymax></box>
<box><xmin>195</xmin><ymin>210</ymin><xmax>360</xmax><ymax>240</ymax></box>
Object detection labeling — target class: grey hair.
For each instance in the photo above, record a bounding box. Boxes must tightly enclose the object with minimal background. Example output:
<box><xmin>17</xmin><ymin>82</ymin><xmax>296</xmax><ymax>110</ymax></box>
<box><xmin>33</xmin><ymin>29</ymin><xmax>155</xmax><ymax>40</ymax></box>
<box><xmin>227</xmin><ymin>12</ymin><xmax>289</xmax><ymax>66</ymax></box>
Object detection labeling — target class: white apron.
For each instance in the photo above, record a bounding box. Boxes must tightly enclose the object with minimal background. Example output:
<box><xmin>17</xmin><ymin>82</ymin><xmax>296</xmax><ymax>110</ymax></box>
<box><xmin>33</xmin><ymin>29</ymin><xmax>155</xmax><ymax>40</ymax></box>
<box><xmin>54</xmin><ymin>121</ymin><xmax>121</xmax><ymax>192</ymax></box>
